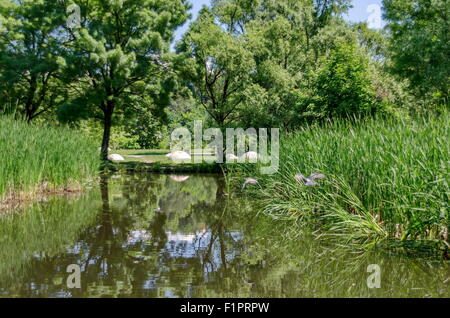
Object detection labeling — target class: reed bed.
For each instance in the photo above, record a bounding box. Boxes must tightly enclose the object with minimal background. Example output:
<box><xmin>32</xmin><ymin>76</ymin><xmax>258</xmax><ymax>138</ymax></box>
<box><xmin>231</xmin><ymin>113</ymin><xmax>449</xmax><ymax>246</ymax></box>
<box><xmin>0</xmin><ymin>117</ymin><xmax>99</xmax><ymax>205</ymax></box>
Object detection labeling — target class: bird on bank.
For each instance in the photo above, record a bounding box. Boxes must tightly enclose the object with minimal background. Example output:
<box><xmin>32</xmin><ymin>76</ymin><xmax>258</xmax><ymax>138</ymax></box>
<box><xmin>165</xmin><ymin>151</ymin><xmax>191</xmax><ymax>162</ymax></box>
<box><xmin>294</xmin><ymin>173</ymin><xmax>327</xmax><ymax>186</ymax></box>
<box><xmin>240</xmin><ymin>151</ymin><xmax>260</xmax><ymax>161</ymax></box>
<box><xmin>108</xmin><ymin>154</ymin><xmax>125</xmax><ymax>161</ymax></box>
<box><xmin>241</xmin><ymin>178</ymin><xmax>258</xmax><ymax>192</ymax></box>
<box><xmin>226</xmin><ymin>154</ymin><xmax>239</xmax><ymax>161</ymax></box>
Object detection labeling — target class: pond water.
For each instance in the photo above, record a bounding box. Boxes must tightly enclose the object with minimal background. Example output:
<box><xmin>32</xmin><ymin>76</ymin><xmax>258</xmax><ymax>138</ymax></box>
<box><xmin>0</xmin><ymin>173</ymin><xmax>448</xmax><ymax>298</ymax></box>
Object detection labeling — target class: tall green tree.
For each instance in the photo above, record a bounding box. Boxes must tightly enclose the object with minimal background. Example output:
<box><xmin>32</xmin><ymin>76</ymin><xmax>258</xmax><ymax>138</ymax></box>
<box><xmin>60</xmin><ymin>0</ymin><xmax>190</xmax><ymax>159</ymax></box>
<box><xmin>0</xmin><ymin>0</ymin><xmax>67</xmax><ymax>121</ymax></box>
<box><xmin>383</xmin><ymin>0</ymin><xmax>450</xmax><ymax>105</ymax></box>
<box><xmin>312</xmin><ymin>42</ymin><xmax>379</xmax><ymax>118</ymax></box>
<box><xmin>178</xmin><ymin>8</ymin><xmax>255</xmax><ymax>129</ymax></box>
<box><xmin>181</xmin><ymin>0</ymin><xmax>354</xmax><ymax>129</ymax></box>
<box><xmin>211</xmin><ymin>0</ymin><xmax>260</xmax><ymax>34</ymax></box>
<box><xmin>232</xmin><ymin>0</ymin><xmax>354</xmax><ymax>127</ymax></box>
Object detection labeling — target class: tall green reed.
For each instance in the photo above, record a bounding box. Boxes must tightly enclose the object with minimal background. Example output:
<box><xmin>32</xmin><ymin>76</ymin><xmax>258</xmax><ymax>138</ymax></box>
<box><xmin>0</xmin><ymin>116</ymin><xmax>99</xmax><ymax>201</ymax></box>
<box><xmin>231</xmin><ymin>113</ymin><xmax>449</xmax><ymax>245</ymax></box>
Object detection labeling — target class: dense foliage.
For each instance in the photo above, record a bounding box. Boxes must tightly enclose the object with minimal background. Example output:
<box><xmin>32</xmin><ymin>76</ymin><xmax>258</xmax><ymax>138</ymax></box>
<box><xmin>0</xmin><ymin>116</ymin><xmax>98</xmax><ymax>201</ymax></box>
<box><xmin>0</xmin><ymin>0</ymin><xmax>191</xmax><ymax>158</ymax></box>
<box><xmin>0</xmin><ymin>0</ymin><xmax>67</xmax><ymax>121</ymax></box>
<box><xmin>383</xmin><ymin>0</ymin><xmax>449</xmax><ymax>105</ymax></box>
<box><xmin>0</xmin><ymin>0</ymin><xmax>448</xmax><ymax>249</ymax></box>
<box><xmin>1</xmin><ymin>0</ymin><xmax>447</xmax><ymax>145</ymax></box>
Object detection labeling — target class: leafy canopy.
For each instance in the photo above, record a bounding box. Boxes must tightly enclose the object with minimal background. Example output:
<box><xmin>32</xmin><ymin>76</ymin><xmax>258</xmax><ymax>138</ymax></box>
<box><xmin>383</xmin><ymin>0</ymin><xmax>450</xmax><ymax>104</ymax></box>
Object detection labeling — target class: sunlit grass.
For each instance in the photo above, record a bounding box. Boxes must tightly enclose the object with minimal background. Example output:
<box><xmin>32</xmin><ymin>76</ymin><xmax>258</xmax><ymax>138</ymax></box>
<box><xmin>0</xmin><ymin>117</ymin><xmax>99</xmax><ymax>203</ymax></box>
<box><xmin>115</xmin><ymin>149</ymin><xmax>217</xmax><ymax>164</ymax></box>
<box><xmin>231</xmin><ymin>113</ymin><xmax>450</xmax><ymax>246</ymax></box>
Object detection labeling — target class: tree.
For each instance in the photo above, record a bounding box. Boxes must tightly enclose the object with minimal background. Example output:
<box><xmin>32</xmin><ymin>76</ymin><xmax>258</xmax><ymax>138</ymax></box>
<box><xmin>211</xmin><ymin>0</ymin><xmax>260</xmax><ymax>34</ymax></box>
<box><xmin>353</xmin><ymin>22</ymin><xmax>413</xmax><ymax>117</ymax></box>
<box><xmin>178</xmin><ymin>8</ymin><xmax>255</xmax><ymax>129</ymax></box>
<box><xmin>60</xmin><ymin>0</ymin><xmax>190</xmax><ymax>160</ymax></box>
<box><xmin>383</xmin><ymin>0</ymin><xmax>450</xmax><ymax>105</ymax></box>
<box><xmin>353</xmin><ymin>22</ymin><xmax>387</xmax><ymax>62</ymax></box>
<box><xmin>0</xmin><ymin>0</ymin><xmax>67</xmax><ymax>121</ymax></box>
<box><xmin>255</xmin><ymin>0</ymin><xmax>352</xmax><ymax>51</ymax></box>
<box><xmin>125</xmin><ymin>102</ymin><xmax>166</xmax><ymax>149</ymax></box>
<box><xmin>312</xmin><ymin>42</ymin><xmax>378</xmax><ymax>118</ymax></box>
<box><xmin>232</xmin><ymin>0</ymin><xmax>354</xmax><ymax>127</ymax></box>
<box><xmin>180</xmin><ymin>1</ymin><xmax>354</xmax><ymax>130</ymax></box>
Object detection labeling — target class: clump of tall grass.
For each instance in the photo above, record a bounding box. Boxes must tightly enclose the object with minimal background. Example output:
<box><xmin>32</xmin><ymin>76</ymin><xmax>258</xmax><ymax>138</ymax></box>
<box><xmin>0</xmin><ymin>117</ymin><xmax>99</xmax><ymax>204</ymax></box>
<box><xmin>232</xmin><ymin>113</ymin><xmax>449</xmax><ymax>246</ymax></box>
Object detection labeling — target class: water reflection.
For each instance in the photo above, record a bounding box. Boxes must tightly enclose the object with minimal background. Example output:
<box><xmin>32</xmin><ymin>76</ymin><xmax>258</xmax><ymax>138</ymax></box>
<box><xmin>169</xmin><ymin>175</ymin><xmax>190</xmax><ymax>183</ymax></box>
<box><xmin>0</xmin><ymin>173</ymin><xmax>448</xmax><ymax>298</ymax></box>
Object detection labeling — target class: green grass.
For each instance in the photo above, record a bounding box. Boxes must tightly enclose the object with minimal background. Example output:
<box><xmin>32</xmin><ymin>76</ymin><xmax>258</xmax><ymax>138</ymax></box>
<box><xmin>115</xmin><ymin>149</ymin><xmax>173</xmax><ymax>164</ymax></box>
<box><xmin>115</xmin><ymin>149</ymin><xmax>217</xmax><ymax>164</ymax></box>
<box><xmin>108</xmin><ymin>149</ymin><xmax>220</xmax><ymax>174</ymax></box>
<box><xmin>231</xmin><ymin>113</ymin><xmax>450</xmax><ymax>247</ymax></box>
<box><xmin>0</xmin><ymin>117</ymin><xmax>99</xmax><ymax>203</ymax></box>
<box><xmin>111</xmin><ymin>149</ymin><xmax>219</xmax><ymax>174</ymax></box>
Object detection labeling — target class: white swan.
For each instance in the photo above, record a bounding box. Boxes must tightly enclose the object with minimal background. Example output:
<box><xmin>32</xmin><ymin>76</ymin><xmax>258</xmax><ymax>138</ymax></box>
<box><xmin>240</xmin><ymin>151</ymin><xmax>260</xmax><ymax>161</ymax></box>
<box><xmin>108</xmin><ymin>154</ymin><xmax>125</xmax><ymax>161</ymax></box>
<box><xmin>166</xmin><ymin>151</ymin><xmax>191</xmax><ymax>162</ymax></box>
<box><xmin>226</xmin><ymin>154</ymin><xmax>239</xmax><ymax>161</ymax></box>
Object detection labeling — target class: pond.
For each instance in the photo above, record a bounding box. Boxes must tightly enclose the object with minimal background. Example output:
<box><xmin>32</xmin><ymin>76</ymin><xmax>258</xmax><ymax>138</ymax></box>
<box><xmin>0</xmin><ymin>173</ymin><xmax>448</xmax><ymax>298</ymax></box>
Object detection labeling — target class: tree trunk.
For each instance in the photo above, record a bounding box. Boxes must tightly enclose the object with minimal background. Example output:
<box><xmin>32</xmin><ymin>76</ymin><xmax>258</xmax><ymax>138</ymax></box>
<box><xmin>25</xmin><ymin>75</ymin><xmax>38</xmax><ymax>123</ymax></box>
<box><xmin>100</xmin><ymin>106</ymin><xmax>113</xmax><ymax>161</ymax></box>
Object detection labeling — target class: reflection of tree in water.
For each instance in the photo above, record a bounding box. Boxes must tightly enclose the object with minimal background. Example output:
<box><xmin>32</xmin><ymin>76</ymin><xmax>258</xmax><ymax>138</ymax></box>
<box><xmin>68</xmin><ymin>173</ymin><xmax>246</xmax><ymax>297</ymax></box>
<box><xmin>0</xmin><ymin>191</ymin><xmax>100</xmax><ymax>297</ymax></box>
<box><xmin>191</xmin><ymin>176</ymin><xmax>238</xmax><ymax>273</ymax></box>
<box><xmin>2</xmin><ymin>173</ymin><xmax>448</xmax><ymax>298</ymax></box>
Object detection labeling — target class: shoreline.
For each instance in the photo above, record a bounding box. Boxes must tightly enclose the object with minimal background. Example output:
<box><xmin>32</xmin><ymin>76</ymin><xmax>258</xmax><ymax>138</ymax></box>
<box><xmin>1</xmin><ymin>163</ymin><xmax>447</xmax><ymax>259</ymax></box>
<box><xmin>0</xmin><ymin>162</ymin><xmax>222</xmax><ymax>213</ymax></box>
<box><xmin>0</xmin><ymin>180</ymin><xmax>96</xmax><ymax>213</ymax></box>
<box><xmin>108</xmin><ymin>161</ymin><xmax>223</xmax><ymax>174</ymax></box>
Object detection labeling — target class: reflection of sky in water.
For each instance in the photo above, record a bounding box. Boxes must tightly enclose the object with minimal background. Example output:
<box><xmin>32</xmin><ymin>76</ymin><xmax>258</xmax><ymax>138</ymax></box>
<box><xmin>125</xmin><ymin>230</ymin><xmax>152</xmax><ymax>245</ymax></box>
<box><xmin>123</xmin><ymin>229</ymin><xmax>244</xmax><ymax>275</ymax></box>
<box><xmin>165</xmin><ymin>289</ymin><xmax>177</xmax><ymax>298</ymax></box>
<box><xmin>143</xmin><ymin>279</ymin><xmax>156</xmax><ymax>290</ymax></box>
<box><xmin>2</xmin><ymin>173</ymin><xmax>448</xmax><ymax>298</ymax></box>
<box><xmin>51</xmin><ymin>291</ymin><xmax>73</xmax><ymax>298</ymax></box>
<box><xmin>115</xmin><ymin>229</ymin><xmax>244</xmax><ymax>293</ymax></box>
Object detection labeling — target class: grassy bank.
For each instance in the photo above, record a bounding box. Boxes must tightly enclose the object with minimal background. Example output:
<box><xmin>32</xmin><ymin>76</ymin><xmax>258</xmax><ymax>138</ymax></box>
<box><xmin>231</xmin><ymin>113</ymin><xmax>449</xmax><ymax>248</ymax></box>
<box><xmin>0</xmin><ymin>117</ymin><xmax>99</xmax><ymax>207</ymax></box>
<box><xmin>104</xmin><ymin>149</ymin><xmax>220</xmax><ymax>174</ymax></box>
